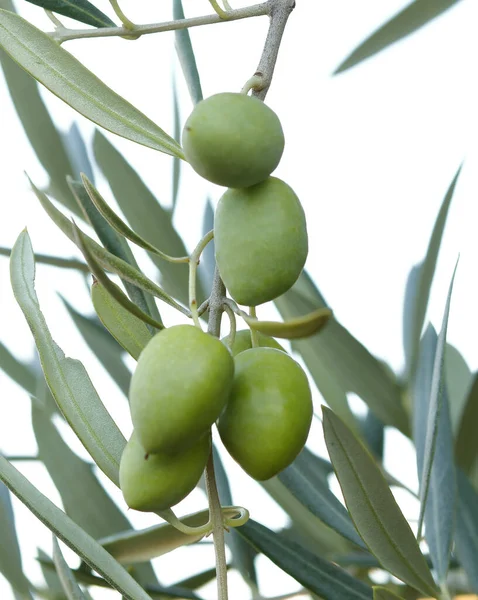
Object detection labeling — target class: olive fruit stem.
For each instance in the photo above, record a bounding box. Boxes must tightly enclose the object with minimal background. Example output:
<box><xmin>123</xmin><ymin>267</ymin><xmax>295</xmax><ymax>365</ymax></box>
<box><xmin>223</xmin><ymin>303</ymin><xmax>237</xmax><ymax>350</ymax></box>
<box><xmin>249</xmin><ymin>306</ymin><xmax>260</xmax><ymax>348</ymax></box>
<box><xmin>241</xmin><ymin>75</ymin><xmax>264</xmax><ymax>95</ymax></box>
<box><xmin>157</xmin><ymin>508</ymin><xmax>212</xmax><ymax>537</ymax></box>
<box><xmin>208</xmin><ymin>0</ymin><xmax>230</xmax><ymax>19</ymax></box>
<box><xmin>189</xmin><ymin>230</ymin><xmax>214</xmax><ymax>328</ymax></box>
<box><xmin>44</xmin><ymin>10</ymin><xmax>64</xmax><ymax>29</ymax></box>
<box><xmin>108</xmin><ymin>0</ymin><xmax>137</xmax><ymax>29</ymax></box>
<box><xmin>205</xmin><ymin>451</ymin><xmax>229</xmax><ymax>600</ymax></box>
<box><xmin>49</xmin><ymin>2</ymin><xmax>271</xmax><ymax>44</ymax></box>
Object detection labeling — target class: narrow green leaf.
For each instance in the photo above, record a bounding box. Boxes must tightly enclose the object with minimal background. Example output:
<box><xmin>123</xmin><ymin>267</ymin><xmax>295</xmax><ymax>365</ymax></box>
<box><xmin>93</xmin><ymin>131</ymin><xmax>191</xmax><ymax>305</ymax></box>
<box><xmin>454</xmin><ymin>469</ymin><xmax>478</xmax><ymax>593</ymax></box>
<box><xmin>26</xmin><ymin>0</ymin><xmax>115</xmax><ymax>28</ymax></box>
<box><xmin>72</xmin><ymin>223</ymin><xmax>164</xmax><ymax>331</ymax></box>
<box><xmin>0</xmin><ymin>10</ymin><xmax>183</xmax><ymax>156</ymax></box>
<box><xmin>455</xmin><ymin>372</ymin><xmax>478</xmax><ymax>473</ymax></box>
<box><xmin>10</xmin><ymin>230</ymin><xmax>126</xmax><ymax>486</ymax></box>
<box><xmin>261</xmin><ymin>477</ymin><xmax>350</xmax><ymax>557</ymax></box>
<box><xmin>91</xmin><ymin>280</ymin><xmax>152</xmax><ymax>361</ymax></box>
<box><xmin>173</xmin><ymin>0</ymin><xmax>203</xmax><ymax>105</ymax></box>
<box><xmin>237</xmin><ymin>520</ymin><xmax>372</xmax><ymax>600</ymax></box>
<box><xmin>0</xmin><ymin>247</ymin><xmax>89</xmax><ymax>273</ymax></box>
<box><xmin>0</xmin><ymin>0</ymin><xmax>79</xmax><ymax>215</ymax></box>
<box><xmin>98</xmin><ymin>508</ymin><xmax>240</xmax><ymax>563</ymax></box>
<box><xmin>322</xmin><ymin>407</ymin><xmax>438</xmax><ymax>597</ymax></box>
<box><xmin>31</xmin><ymin>182</ymin><xmax>185</xmax><ymax>317</ymax></box>
<box><xmin>31</xmin><ymin>398</ymin><xmax>131</xmax><ymax>539</ymax></box>
<box><xmin>0</xmin><ymin>482</ymin><xmax>33</xmax><ymax>599</ymax></box>
<box><xmin>0</xmin><ymin>341</ymin><xmax>36</xmax><ymax>395</ymax></box>
<box><xmin>38</xmin><ymin>555</ymin><xmax>199</xmax><ymax>600</ymax></box>
<box><xmin>245</xmin><ymin>307</ymin><xmax>332</xmax><ymax>340</ymax></box>
<box><xmin>445</xmin><ymin>342</ymin><xmax>473</xmax><ymax>433</ymax></box>
<box><xmin>416</xmin><ymin>262</ymin><xmax>458</xmax><ymax>538</ymax></box>
<box><xmin>37</xmin><ymin>548</ymin><xmax>67</xmax><ymax>600</ymax></box>
<box><xmin>200</xmin><ymin>200</ymin><xmax>215</xmax><ymax>292</ymax></box>
<box><xmin>359</xmin><ymin>411</ymin><xmax>384</xmax><ymax>461</ymax></box>
<box><xmin>174</xmin><ymin>566</ymin><xmax>227</xmax><ymax>590</ymax></box>
<box><xmin>334</xmin><ymin>0</ymin><xmax>464</xmax><ymax>74</ymax></box>
<box><xmin>413</xmin><ymin>325</ymin><xmax>456</xmax><ymax>583</ymax></box>
<box><xmin>52</xmin><ymin>536</ymin><xmax>86</xmax><ymax>600</ymax></box>
<box><xmin>171</xmin><ymin>75</ymin><xmax>181</xmax><ymax>214</ymax></box>
<box><xmin>61</xmin><ymin>295</ymin><xmax>131</xmax><ymax>397</ymax></box>
<box><xmin>402</xmin><ymin>166</ymin><xmax>461</xmax><ymax>380</ymax></box>
<box><xmin>63</xmin><ymin>123</ymin><xmax>95</xmax><ymax>183</ymax></box>
<box><xmin>0</xmin><ymin>456</ymin><xmax>153</xmax><ymax>600</ymax></box>
<box><xmin>81</xmin><ymin>174</ymin><xmax>187</xmax><ymax>263</ymax></box>
<box><xmin>278</xmin><ymin>449</ymin><xmax>366</xmax><ymax>549</ymax></box>
<box><xmin>373</xmin><ymin>588</ymin><xmax>405</xmax><ymax>600</ymax></box>
<box><xmin>68</xmin><ymin>177</ymin><xmax>159</xmax><ymax>326</ymax></box>
<box><xmin>275</xmin><ymin>272</ymin><xmax>408</xmax><ymax>435</ymax></box>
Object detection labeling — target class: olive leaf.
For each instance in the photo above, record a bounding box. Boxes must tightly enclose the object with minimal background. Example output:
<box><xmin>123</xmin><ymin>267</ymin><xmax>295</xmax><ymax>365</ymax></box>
<box><xmin>0</xmin><ymin>247</ymin><xmax>89</xmax><ymax>273</ymax></box>
<box><xmin>334</xmin><ymin>0</ymin><xmax>464</xmax><ymax>74</ymax></box>
<box><xmin>98</xmin><ymin>508</ymin><xmax>241</xmax><ymax>564</ymax></box>
<box><xmin>91</xmin><ymin>280</ymin><xmax>152</xmax><ymax>360</ymax></box>
<box><xmin>237</xmin><ymin>519</ymin><xmax>373</xmax><ymax>600</ymax></box>
<box><xmin>72</xmin><ymin>222</ymin><xmax>164</xmax><ymax>331</ymax></box>
<box><xmin>372</xmin><ymin>588</ymin><xmax>405</xmax><ymax>600</ymax></box>
<box><xmin>0</xmin><ymin>10</ymin><xmax>183</xmax><ymax>156</ymax></box>
<box><xmin>323</xmin><ymin>407</ymin><xmax>438</xmax><ymax>598</ymax></box>
<box><xmin>30</xmin><ymin>181</ymin><xmax>188</xmax><ymax>317</ymax></box>
<box><xmin>0</xmin><ymin>482</ymin><xmax>33</xmax><ymax>599</ymax></box>
<box><xmin>80</xmin><ymin>174</ymin><xmax>188</xmax><ymax>263</ymax></box>
<box><xmin>244</xmin><ymin>307</ymin><xmax>332</xmax><ymax>339</ymax></box>
<box><xmin>52</xmin><ymin>536</ymin><xmax>87</xmax><ymax>600</ymax></box>
<box><xmin>25</xmin><ymin>0</ymin><xmax>116</xmax><ymax>28</ymax></box>
<box><xmin>0</xmin><ymin>456</ymin><xmax>153</xmax><ymax>600</ymax></box>
<box><xmin>10</xmin><ymin>229</ymin><xmax>126</xmax><ymax>487</ymax></box>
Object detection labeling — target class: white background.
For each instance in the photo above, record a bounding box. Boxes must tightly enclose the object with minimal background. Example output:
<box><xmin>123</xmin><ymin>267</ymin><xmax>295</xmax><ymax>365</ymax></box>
<box><xmin>0</xmin><ymin>0</ymin><xmax>477</xmax><ymax>598</ymax></box>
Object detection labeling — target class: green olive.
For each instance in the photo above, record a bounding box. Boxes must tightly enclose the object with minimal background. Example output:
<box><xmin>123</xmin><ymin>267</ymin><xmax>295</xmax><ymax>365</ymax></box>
<box><xmin>182</xmin><ymin>93</ymin><xmax>284</xmax><ymax>188</ymax></box>
<box><xmin>130</xmin><ymin>324</ymin><xmax>234</xmax><ymax>454</ymax></box>
<box><xmin>217</xmin><ymin>348</ymin><xmax>313</xmax><ymax>480</ymax></box>
<box><xmin>222</xmin><ymin>329</ymin><xmax>285</xmax><ymax>356</ymax></box>
<box><xmin>119</xmin><ymin>431</ymin><xmax>210</xmax><ymax>512</ymax></box>
<box><xmin>215</xmin><ymin>177</ymin><xmax>308</xmax><ymax>306</ymax></box>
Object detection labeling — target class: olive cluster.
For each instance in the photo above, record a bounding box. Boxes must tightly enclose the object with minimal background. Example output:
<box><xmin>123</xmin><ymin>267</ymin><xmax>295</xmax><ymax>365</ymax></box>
<box><xmin>119</xmin><ymin>94</ymin><xmax>313</xmax><ymax>513</ymax></box>
<box><xmin>183</xmin><ymin>92</ymin><xmax>308</xmax><ymax>307</ymax></box>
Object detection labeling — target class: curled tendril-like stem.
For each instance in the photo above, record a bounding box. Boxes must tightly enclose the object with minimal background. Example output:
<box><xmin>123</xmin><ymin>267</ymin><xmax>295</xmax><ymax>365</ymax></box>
<box><xmin>157</xmin><ymin>505</ymin><xmax>249</xmax><ymax>537</ymax></box>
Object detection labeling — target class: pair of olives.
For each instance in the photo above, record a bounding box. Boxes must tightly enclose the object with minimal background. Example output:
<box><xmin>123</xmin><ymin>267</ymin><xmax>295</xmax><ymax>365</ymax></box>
<box><xmin>119</xmin><ymin>325</ymin><xmax>313</xmax><ymax>512</ymax></box>
<box><xmin>183</xmin><ymin>92</ymin><xmax>308</xmax><ymax>307</ymax></box>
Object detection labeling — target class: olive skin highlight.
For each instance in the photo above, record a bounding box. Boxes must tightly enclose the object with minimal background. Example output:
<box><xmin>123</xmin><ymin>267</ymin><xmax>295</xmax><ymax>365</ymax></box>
<box><xmin>217</xmin><ymin>348</ymin><xmax>313</xmax><ymax>480</ymax></box>
<box><xmin>119</xmin><ymin>431</ymin><xmax>210</xmax><ymax>512</ymax></box>
<box><xmin>182</xmin><ymin>93</ymin><xmax>284</xmax><ymax>188</ymax></box>
<box><xmin>214</xmin><ymin>177</ymin><xmax>308</xmax><ymax>306</ymax></box>
<box><xmin>130</xmin><ymin>325</ymin><xmax>234</xmax><ymax>455</ymax></box>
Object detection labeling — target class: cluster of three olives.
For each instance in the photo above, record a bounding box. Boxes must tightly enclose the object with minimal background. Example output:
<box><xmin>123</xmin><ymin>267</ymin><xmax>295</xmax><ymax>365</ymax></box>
<box><xmin>183</xmin><ymin>92</ymin><xmax>308</xmax><ymax>306</ymax></box>
<box><xmin>119</xmin><ymin>325</ymin><xmax>313</xmax><ymax>512</ymax></box>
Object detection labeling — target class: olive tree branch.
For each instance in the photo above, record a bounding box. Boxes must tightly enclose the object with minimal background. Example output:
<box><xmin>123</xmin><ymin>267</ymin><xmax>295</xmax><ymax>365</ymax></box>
<box><xmin>49</xmin><ymin>2</ymin><xmax>270</xmax><ymax>44</ymax></box>
<box><xmin>250</xmin><ymin>0</ymin><xmax>296</xmax><ymax>100</ymax></box>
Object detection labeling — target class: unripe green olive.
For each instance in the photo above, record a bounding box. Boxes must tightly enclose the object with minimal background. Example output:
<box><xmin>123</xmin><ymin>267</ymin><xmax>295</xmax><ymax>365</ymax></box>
<box><xmin>215</xmin><ymin>177</ymin><xmax>308</xmax><ymax>306</ymax></box>
<box><xmin>222</xmin><ymin>329</ymin><xmax>285</xmax><ymax>356</ymax></box>
<box><xmin>130</xmin><ymin>324</ymin><xmax>234</xmax><ymax>454</ymax></box>
<box><xmin>182</xmin><ymin>93</ymin><xmax>284</xmax><ymax>188</ymax></box>
<box><xmin>217</xmin><ymin>348</ymin><xmax>313</xmax><ymax>480</ymax></box>
<box><xmin>119</xmin><ymin>431</ymin><xmax>210</xmax><ymax>512</ymax></box>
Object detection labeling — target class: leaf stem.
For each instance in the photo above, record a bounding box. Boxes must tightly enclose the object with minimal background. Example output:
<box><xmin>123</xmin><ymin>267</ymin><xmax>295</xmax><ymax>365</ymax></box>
<box><xmin>108</xmin><ymin>0</ymin><xmax>137</xmax><ymax>29</ymax></box>
<box><xmin>49</xmin><ymin>2</ymin><xmax>271</xmax><ymax>44</ymax></box>
<box><xmin>189</xmin><ymin>230</ymin><xmax>214</xmax><ymax>328</ymax></box>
